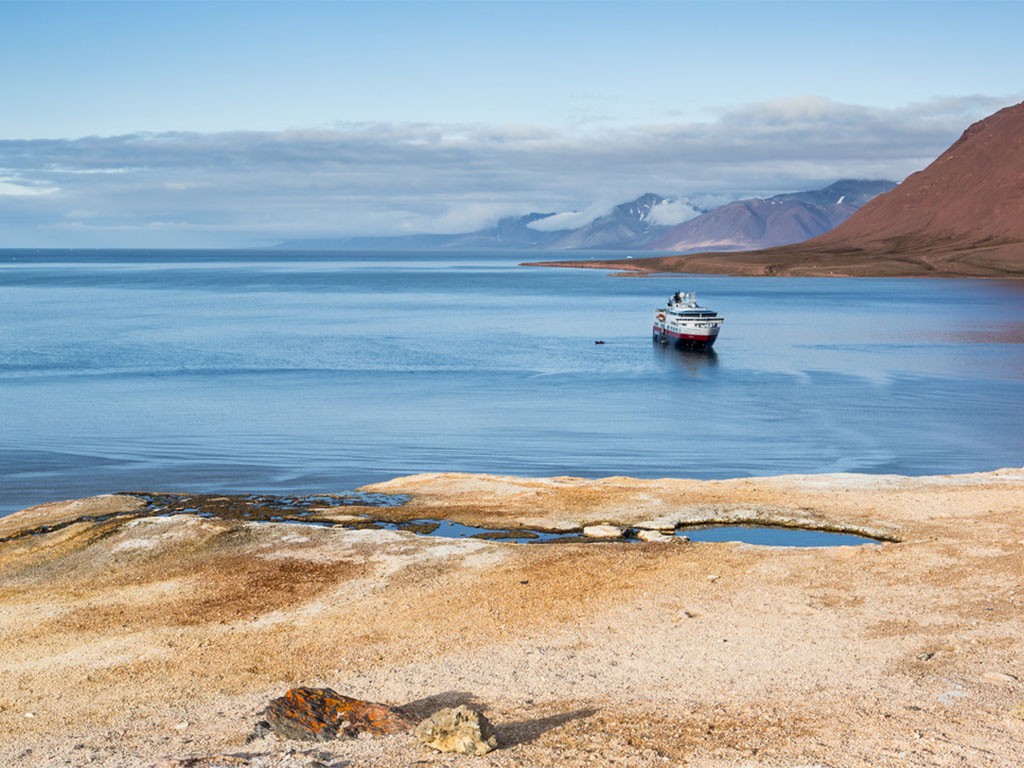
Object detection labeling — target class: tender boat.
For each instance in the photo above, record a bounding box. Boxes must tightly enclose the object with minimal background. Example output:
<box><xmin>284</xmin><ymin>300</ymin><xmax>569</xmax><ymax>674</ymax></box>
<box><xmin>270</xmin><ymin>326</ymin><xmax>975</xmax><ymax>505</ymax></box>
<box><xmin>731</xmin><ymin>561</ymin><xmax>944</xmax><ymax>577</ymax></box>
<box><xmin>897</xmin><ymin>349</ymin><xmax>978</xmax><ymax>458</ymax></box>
<box><xmin>653</xmin><ymin>291</ymin><xmax>724</xmax><ymax>350</ymax></box>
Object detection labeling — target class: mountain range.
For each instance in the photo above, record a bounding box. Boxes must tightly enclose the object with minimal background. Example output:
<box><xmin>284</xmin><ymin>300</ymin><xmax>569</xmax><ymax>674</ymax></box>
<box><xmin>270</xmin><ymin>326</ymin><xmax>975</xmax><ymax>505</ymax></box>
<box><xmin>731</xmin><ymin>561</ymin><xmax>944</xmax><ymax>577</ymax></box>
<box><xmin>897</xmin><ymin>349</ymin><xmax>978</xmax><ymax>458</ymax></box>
<box><xmin>274</xmin><ymin>180</ymin><xmax>894</xmax><ymax>253</ymax></box>
<box><xmin>648</xmin><ymin>179</ymin><xmax>895</xmax><ymax>252</ymax></box>
<box><xmin>545</xmin><ymin>101</ymin><xmax>1024</xmax><ymax>277</ymax></box>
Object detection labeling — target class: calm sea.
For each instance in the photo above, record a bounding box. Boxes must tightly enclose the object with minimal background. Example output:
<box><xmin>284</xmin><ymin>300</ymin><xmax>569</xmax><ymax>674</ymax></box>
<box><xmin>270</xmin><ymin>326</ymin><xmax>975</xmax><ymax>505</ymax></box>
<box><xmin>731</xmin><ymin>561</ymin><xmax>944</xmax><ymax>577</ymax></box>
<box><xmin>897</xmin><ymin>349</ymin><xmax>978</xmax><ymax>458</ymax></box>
<box><xmin>1</xmin><ymin>249</ymin><xmax>1022</xmax><ymax>517</ymax></box>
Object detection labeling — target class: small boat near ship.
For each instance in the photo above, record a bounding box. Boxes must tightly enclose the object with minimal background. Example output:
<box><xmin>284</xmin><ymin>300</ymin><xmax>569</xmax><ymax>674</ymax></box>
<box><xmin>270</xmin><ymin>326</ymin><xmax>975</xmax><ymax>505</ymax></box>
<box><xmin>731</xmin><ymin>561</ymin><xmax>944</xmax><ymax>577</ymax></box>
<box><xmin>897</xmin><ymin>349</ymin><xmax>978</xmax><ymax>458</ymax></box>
<box><xmin>653</xmin><ymin>291</ymin><xmax>724</xmax><ymax>350</ymax></box>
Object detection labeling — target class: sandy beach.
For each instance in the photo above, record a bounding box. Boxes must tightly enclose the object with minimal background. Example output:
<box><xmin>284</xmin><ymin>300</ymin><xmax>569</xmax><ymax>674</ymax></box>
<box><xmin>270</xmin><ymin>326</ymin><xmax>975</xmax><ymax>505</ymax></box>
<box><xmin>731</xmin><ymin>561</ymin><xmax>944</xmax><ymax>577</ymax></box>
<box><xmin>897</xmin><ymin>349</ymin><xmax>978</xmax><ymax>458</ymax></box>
<box><xmin>1</xmin><ymin>469</ymin><xmax>1022</xmax><ymax>767</ymax></box>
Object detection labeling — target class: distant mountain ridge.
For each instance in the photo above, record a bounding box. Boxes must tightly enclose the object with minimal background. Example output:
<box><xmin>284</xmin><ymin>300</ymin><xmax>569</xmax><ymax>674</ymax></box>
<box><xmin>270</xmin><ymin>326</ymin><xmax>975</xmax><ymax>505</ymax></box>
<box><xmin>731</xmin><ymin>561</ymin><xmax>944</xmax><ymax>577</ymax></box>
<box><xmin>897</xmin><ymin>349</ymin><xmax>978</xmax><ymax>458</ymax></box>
<box><xmin>542</xmin><ymin>101</ymin><xmax>1024</xmax><ymax>277</ymax></box>
<box><xmin>649</xmin><ymin>180</ymin><xmax>895</xmax><ymax>252</ymax></box>
<box><xmin>273</xmin><ymin>180</ymin><xmax>893</xmax><ymax>252</ymax></box>
<box><xmin>542</xmin><ymin>193</ymin><xmax>685</xmax><ymax>250</ymax></box>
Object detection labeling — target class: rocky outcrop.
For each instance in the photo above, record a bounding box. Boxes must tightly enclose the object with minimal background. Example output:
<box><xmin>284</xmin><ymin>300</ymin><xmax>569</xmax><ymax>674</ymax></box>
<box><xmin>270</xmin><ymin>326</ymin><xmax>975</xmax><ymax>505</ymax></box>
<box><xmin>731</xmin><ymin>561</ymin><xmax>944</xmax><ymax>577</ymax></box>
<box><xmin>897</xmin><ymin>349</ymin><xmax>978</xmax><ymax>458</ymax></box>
<box><xmin>414</xmin><ymin>705</ymin><xmax>498</xmax><ymax>755</ymax></box>
<box><xmin>262</xmin><ymin>687</ymin><xmax>415</xmax><ymax>741</ymax></box>
<box><xmin>582</xmin><ymin>524</ymin><xmax>625</xmax><ymax>539</ymax></box>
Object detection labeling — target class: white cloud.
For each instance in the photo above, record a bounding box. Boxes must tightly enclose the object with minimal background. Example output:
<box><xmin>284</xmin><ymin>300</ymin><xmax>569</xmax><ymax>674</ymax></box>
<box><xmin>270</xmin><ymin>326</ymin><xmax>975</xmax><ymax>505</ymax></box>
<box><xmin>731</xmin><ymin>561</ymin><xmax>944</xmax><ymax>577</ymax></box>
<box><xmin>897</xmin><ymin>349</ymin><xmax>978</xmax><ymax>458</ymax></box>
<box><xmin>408</xmin><ymin>201</ymin><xmax>529</xmax><ymax>234</ymax></box>
<box><xmin>0</xmin><ymin>94</ymin><xmax>1016</xmax><ymax>246</ymax></box>
<box><xmin>0</xmin><ymin>176</ymin><xmax>57</xmax><ymax>196</ymax></box>
<box><xmin>648</xmin><ymin>199</ymin><xmax>702</xmax><ymax>226</ymax></box>
<box><xmin>526</xmin><ymin>202</ymin><xmax>616</xmax><ymax>232</ymax></box>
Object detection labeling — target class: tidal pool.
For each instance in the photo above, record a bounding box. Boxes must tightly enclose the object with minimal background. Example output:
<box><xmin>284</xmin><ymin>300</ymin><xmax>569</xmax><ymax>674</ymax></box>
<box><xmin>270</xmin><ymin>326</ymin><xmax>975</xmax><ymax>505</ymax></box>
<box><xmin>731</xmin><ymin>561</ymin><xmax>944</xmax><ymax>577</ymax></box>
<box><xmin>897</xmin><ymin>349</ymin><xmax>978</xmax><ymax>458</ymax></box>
<box><xmin>678</xmin><ymin>525</ymin><xmax>881</xmax><ymax>547</ymax></box>
<box><xmin>1</xmin><ymin>492</ymin><xmax>886</xmax><ymax>550</ymax></box>
<box><xmin>376</xmin><ymin>518</ymin><xmax>885</xmax><ymax>547</ymax></box>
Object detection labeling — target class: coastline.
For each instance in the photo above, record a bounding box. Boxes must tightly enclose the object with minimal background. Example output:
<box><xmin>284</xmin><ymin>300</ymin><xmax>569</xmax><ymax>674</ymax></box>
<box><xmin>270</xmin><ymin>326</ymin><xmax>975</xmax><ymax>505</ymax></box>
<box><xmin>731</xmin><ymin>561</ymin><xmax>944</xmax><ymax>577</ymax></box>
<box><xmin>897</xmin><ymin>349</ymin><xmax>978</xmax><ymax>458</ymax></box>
<box><xmin>521</xmin><ymin>242</ymin><xmax>1024</xmax><ymax>279</ymax></box>
<box><xmin>2</xmin><ymin>469</ymin><xmax>1022</xmax><ymax>766</ymax></box>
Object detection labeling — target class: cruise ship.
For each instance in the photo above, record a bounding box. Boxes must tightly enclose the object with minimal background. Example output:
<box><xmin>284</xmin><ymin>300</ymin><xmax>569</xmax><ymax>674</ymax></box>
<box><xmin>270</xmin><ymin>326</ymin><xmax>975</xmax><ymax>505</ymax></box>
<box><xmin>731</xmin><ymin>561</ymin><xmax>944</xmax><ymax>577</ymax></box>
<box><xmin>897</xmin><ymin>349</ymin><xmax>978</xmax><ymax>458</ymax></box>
<box><xmin>652</xmin><ymin>291</ymin><xmax>724</xmax><ymax>350</ymax></box>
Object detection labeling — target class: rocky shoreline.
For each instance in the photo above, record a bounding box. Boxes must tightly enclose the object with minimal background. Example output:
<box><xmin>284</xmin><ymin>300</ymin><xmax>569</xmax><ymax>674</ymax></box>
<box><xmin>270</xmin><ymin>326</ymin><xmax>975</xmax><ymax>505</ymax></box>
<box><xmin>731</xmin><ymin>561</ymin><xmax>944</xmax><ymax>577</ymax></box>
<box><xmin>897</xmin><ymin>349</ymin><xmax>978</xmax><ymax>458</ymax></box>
<box><xmin>1</xmin><ymin>469</ymin><xmax>1022</xmax><ymax>766</ymax></box>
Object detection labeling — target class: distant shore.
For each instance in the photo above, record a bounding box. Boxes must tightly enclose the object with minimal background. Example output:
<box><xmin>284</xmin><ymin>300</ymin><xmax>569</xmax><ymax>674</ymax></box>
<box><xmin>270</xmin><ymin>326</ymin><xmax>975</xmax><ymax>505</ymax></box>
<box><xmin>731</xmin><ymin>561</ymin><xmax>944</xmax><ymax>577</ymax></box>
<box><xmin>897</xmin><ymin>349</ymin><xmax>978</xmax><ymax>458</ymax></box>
<box><xmin>523</xmin><ymin>242</ymin><xmax>1024</xmax><ymax>278</ymax></box>
<box><xmin>2</xmin><ymin>468</ymin><xmax>1023</xmax><ymax>766</ymax></box>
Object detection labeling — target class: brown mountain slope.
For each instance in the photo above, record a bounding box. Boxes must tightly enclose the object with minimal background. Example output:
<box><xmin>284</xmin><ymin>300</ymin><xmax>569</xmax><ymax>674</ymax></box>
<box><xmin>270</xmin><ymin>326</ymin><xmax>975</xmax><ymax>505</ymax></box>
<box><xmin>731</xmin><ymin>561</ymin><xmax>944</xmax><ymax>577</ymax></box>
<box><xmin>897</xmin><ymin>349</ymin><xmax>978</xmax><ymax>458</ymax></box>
<box><xmin>529</xmin><ymin>102</ymin><xmax>1024</xmax><ymax>277</ymax></box>
<box><xmin>800</xmin><ymin>100</ymin><xmax>1024</xmax><ymax>272</ymax></box>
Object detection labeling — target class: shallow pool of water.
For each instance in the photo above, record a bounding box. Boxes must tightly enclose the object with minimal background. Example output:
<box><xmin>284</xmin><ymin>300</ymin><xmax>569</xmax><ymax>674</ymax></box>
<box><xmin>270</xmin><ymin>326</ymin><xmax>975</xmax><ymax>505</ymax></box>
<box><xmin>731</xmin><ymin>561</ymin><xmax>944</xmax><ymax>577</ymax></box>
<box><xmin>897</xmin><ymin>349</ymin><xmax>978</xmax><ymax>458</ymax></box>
<box><xmin>376</xmin><ymin>519</ymin><xmax>883</xmax><ymax>547</ymax></box>
<box><xmin>679</xmin><ymin>525</ymin><xmax>880</xmax><ymax>547</ymax></box>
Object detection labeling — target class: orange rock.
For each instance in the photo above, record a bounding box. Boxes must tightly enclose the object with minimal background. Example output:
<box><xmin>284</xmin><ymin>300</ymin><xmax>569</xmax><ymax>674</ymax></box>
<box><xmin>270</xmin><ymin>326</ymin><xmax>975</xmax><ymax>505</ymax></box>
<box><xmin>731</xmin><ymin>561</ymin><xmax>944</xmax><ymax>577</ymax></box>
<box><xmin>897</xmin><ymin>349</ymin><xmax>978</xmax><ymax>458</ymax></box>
<box><xmin>263</xmin><ymin>686</ymin><xmax>415</xmax><ymax>741</ymax></box>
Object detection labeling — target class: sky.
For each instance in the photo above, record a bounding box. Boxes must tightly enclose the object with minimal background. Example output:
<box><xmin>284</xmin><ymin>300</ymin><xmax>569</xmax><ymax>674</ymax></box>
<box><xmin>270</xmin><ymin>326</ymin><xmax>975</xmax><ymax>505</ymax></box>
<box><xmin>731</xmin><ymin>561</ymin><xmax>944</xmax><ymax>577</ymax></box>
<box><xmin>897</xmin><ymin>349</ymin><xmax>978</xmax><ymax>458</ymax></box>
<box><xmin>1</xmin><ymin>0</ymin><xmax>1022</xmax><ymax>248</ymax></box>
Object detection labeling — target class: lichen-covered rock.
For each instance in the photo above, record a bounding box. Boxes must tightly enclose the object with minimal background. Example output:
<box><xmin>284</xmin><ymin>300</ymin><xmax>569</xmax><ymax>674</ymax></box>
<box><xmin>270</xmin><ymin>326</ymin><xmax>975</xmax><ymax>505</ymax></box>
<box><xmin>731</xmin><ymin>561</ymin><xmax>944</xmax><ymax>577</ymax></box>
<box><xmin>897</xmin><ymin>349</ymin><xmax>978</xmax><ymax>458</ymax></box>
<box><xmin>263</xmin><ymin>686</ymin><xmax>415</xmax><ymax>741</ymax></box>
<box><xmin>414</xmin><ymin>705</ymin><xmax>498</xmax><ymax>755</ymax></box>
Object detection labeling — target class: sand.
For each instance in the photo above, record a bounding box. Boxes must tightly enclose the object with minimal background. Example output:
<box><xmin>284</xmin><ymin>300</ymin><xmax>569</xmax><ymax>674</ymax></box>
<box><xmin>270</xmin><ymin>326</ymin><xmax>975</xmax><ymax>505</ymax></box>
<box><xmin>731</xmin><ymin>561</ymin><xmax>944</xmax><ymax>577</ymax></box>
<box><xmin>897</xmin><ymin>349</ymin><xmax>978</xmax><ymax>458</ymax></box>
<box><xmin>1</xmin><ymin>469</ymin><xmax>1022</xmax><ymax>767</ymax></box>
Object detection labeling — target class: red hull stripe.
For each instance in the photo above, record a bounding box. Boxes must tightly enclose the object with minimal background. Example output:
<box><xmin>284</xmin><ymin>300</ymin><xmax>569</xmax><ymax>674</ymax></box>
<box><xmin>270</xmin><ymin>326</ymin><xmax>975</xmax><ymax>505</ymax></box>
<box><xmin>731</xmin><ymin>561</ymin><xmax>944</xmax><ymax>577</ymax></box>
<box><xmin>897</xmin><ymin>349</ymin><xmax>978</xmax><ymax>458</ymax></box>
<box><xmin>653</xmin><ymin>326</ymin><xmax>718</xmax><ymax>341</ymax></box>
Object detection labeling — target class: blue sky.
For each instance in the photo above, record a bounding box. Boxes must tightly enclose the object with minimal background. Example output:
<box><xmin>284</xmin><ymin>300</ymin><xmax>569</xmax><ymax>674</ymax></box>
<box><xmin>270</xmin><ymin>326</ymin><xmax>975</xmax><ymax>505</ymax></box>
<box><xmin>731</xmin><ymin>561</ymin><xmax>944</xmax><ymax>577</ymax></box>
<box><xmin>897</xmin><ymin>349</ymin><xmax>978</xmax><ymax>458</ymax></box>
<box><xmin>1</xmin><ymin>0</ymin><xmax>1022</xmax><ymax>247</ymax></box>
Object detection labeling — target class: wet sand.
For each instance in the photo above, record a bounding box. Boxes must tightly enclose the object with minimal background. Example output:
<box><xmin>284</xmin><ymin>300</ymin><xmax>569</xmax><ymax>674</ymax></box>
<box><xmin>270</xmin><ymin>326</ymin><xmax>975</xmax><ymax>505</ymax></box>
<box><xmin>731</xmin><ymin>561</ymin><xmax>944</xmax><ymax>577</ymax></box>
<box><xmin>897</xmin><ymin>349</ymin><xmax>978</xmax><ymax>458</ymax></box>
<box><xmin>1</xmin><ymin>469</ymin><xmax>1022</xmax><ymax>767</ymax></box>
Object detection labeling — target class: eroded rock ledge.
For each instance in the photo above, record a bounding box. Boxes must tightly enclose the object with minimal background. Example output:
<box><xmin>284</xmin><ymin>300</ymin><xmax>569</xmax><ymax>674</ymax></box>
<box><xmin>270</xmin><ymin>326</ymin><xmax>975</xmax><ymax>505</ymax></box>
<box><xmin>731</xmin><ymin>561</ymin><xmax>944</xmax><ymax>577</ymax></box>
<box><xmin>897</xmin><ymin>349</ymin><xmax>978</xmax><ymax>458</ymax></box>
<box><xmin>1</xmin><ymin>469</ymin><xmax>1022</xmax><ymax>768</ymax></box>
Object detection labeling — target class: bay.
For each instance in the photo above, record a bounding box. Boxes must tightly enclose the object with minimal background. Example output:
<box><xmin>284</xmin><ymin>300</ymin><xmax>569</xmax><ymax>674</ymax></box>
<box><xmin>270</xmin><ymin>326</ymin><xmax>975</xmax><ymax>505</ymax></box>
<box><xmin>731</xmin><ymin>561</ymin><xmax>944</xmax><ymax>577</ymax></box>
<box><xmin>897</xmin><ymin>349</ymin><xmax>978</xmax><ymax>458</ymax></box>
<box><xmin>1</xmin><ymin>249</ymin><xmax>1022</xmax><ymax>517</ymax></box>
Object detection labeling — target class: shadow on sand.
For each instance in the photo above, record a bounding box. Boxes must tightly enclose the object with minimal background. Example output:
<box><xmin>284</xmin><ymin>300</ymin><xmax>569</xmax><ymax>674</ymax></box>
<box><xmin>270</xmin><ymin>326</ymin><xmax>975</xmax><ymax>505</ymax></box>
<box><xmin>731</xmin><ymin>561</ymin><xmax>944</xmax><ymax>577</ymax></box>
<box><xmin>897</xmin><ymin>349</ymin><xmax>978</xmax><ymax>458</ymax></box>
<box><xmin>495</xmin><ymin>707</ymin><xmax>600</xmax><ymax>748</ymax></box>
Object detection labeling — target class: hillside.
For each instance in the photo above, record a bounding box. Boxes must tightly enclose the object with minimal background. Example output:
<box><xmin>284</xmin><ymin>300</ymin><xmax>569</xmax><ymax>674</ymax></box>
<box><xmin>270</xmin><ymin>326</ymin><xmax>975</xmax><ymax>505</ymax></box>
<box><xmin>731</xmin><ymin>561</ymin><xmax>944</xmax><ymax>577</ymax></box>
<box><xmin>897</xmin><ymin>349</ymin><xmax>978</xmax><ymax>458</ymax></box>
<box><xmin>545</xmin><ymin>102</ymin><xmax>1024</xmax><ymax>277</ymax></box>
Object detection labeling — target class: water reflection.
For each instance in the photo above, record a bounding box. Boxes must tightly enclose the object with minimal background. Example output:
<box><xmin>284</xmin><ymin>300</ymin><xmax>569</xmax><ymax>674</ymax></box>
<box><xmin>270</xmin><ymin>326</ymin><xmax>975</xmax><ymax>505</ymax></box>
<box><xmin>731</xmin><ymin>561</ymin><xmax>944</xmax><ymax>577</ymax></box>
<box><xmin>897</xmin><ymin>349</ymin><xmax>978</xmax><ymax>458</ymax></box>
<box><xmin>940</xmin><ymin>322</ymin><xmax>1024</xmax><ymax>345</ymax></box>
<box><xmin>653</xmin><ymin>342</ymin><xmax>719</xmax><ymax>374</ymax></box>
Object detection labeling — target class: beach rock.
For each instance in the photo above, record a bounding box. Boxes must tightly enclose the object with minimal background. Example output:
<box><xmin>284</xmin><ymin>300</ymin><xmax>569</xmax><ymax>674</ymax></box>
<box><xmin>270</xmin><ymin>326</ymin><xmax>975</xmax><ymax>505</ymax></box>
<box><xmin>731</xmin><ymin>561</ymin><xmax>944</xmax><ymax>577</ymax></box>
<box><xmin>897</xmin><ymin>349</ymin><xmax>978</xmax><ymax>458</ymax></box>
<box><xmin>414</xmin><ymin>705</ymin><xmax>498</xmax><ymax>755</ymax></box>
<box><xmin>582</xmin><ymin>524</ymin><xmax>624</xmax><ymax>539</ymax></box>
<box><xmin>635</xmin><ymin>518</ymin><xmax>680</xmax><ymax>532</ymax></box>
<box><xmin>637</xmin><ymin>529</ymin><xmax>675</xmax><ymax>543</ymax></box>
<box><xmin>263</xmin><ymin>687</ymin><xmax>415</xmax><ymax>741</ymax></box>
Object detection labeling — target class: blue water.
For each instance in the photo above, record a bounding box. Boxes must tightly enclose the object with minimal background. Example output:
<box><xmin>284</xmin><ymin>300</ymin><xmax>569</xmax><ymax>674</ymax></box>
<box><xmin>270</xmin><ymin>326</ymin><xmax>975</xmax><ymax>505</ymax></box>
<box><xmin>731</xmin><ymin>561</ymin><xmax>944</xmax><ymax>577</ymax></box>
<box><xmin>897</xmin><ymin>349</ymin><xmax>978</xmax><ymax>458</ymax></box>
<box><xmin>1</xmin><ymin>249</ymin><xmax>1022</xmax><ymax>517</ymax></box>
<box><xmin>679</xmin><ymin>526</ymin><xmax>879</xmax><ymax>547</ymax></box>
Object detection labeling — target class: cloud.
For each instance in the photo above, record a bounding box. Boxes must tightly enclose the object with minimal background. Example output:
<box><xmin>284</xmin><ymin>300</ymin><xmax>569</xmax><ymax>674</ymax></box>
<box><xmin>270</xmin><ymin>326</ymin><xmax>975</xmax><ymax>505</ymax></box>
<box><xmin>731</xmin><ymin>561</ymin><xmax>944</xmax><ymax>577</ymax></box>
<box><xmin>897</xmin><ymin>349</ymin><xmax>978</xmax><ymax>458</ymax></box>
<box><xmin>0</xmin><ymin>94</ymin><xmax>1016</xmax><ymax>247</ymax></box>
<box><xmin>406</xmin><ymin>201</ymin><xmax>531</xmax><ymax>235</ymax></box>
<box><xmin>526</xmin><ymin>202</ymin><xmax>617</xmax><ymax>232</ymax></box>
<box><xmin>648</xmin><ymin>199</ymin><xmax>702</xmax><ymax>227</ymax></box>
<box><xmin>0</xmin><ymin>175</ymin><xmax>58</xmax><ymax>197</ymax></box>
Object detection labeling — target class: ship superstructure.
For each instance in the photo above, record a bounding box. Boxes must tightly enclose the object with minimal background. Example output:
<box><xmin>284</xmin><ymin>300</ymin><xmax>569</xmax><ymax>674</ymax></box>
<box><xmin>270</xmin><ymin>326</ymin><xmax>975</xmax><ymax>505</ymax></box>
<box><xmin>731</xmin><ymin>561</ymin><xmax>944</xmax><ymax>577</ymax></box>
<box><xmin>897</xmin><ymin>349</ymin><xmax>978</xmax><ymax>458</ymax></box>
<box><xmin>653</xmin><ymin>291</ymin><xmax>724</xmax><ymax>350</ymax></box>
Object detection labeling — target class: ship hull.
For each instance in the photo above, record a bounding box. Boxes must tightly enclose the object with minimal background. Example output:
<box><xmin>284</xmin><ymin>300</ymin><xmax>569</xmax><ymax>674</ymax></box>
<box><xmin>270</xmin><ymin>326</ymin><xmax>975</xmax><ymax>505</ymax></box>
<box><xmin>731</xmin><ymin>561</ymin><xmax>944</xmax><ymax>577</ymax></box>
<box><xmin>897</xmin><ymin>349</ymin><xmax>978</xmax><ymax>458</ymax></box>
<box><xmin>652</xmin><ymin>325</ymin><xmax>720</xmax><ymax>351</ymax></box>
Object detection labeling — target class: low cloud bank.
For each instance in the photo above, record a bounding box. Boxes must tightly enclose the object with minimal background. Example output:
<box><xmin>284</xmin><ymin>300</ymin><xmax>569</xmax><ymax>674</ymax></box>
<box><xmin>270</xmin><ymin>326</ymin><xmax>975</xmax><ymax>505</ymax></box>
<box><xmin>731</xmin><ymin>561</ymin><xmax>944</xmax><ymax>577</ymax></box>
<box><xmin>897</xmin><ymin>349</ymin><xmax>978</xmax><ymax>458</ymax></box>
<box><xmin>0</xmin><ymin>95</ymin><xmax>1012</xmax><ymax>247</ymax></box>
